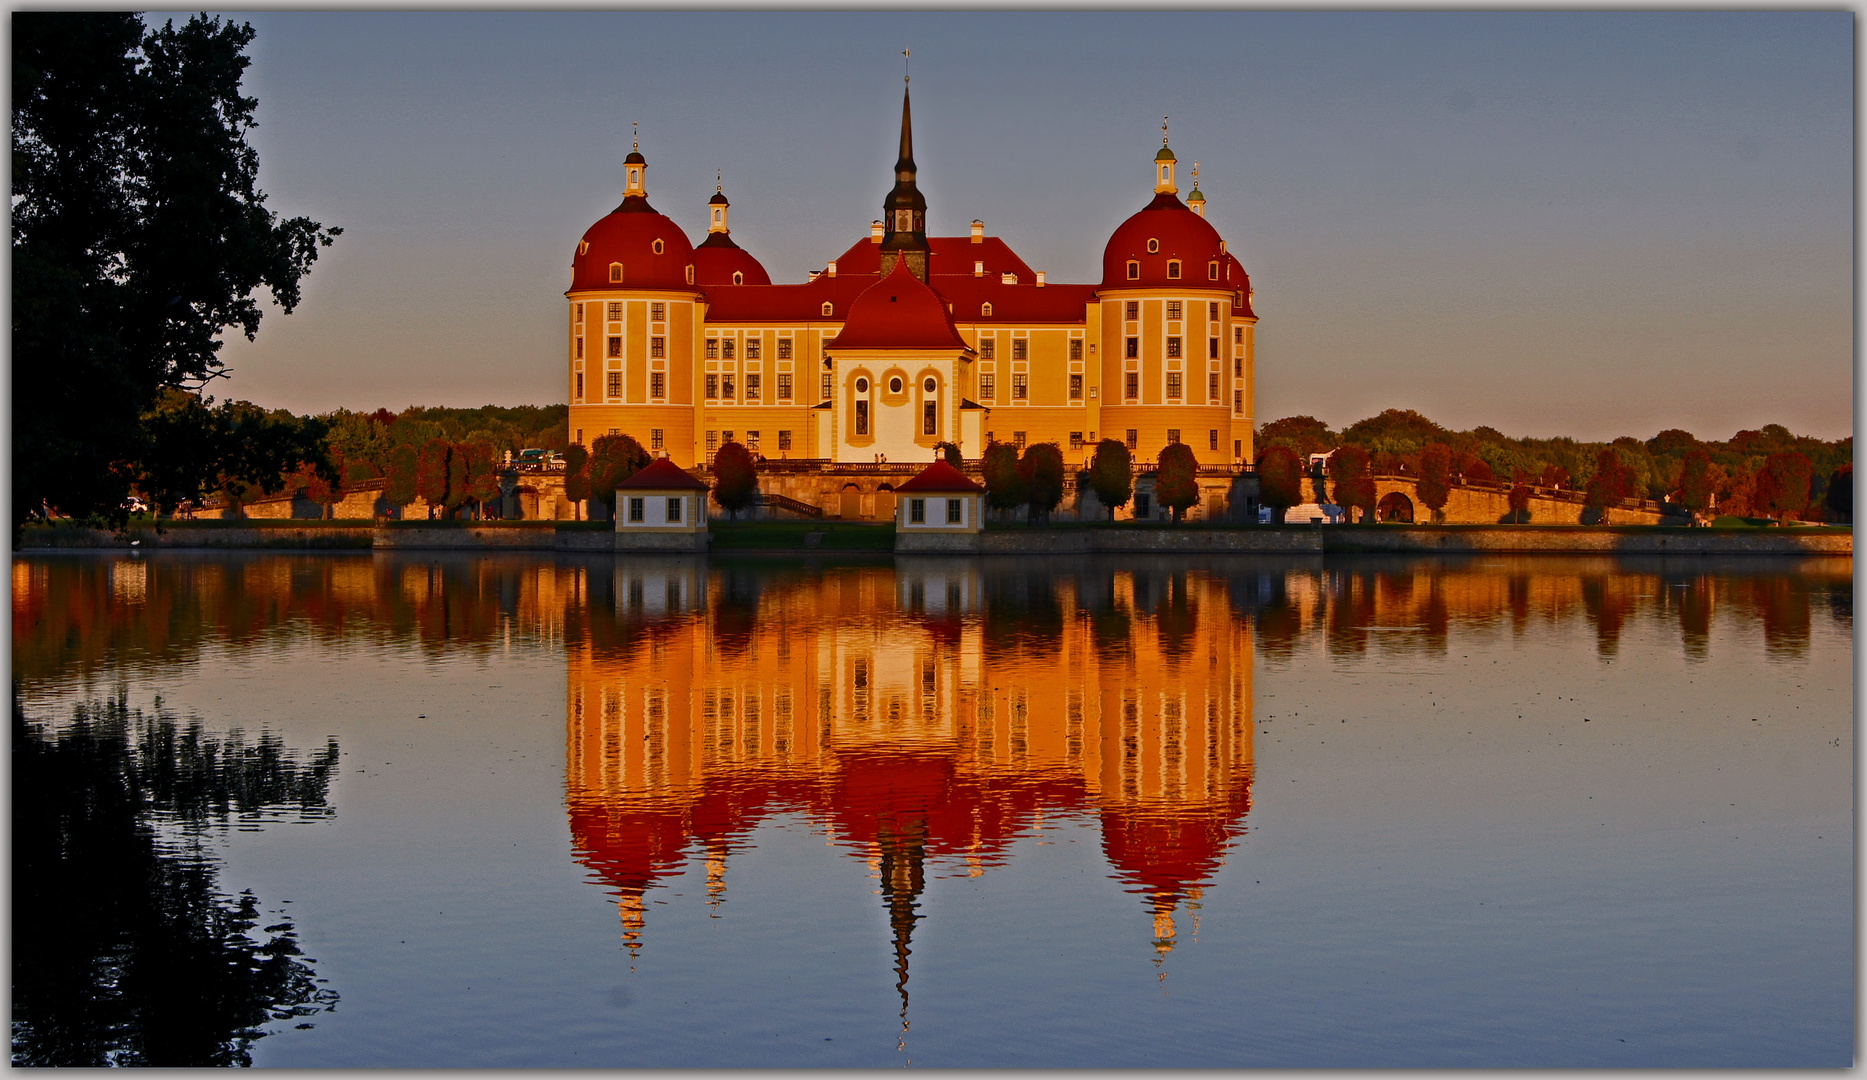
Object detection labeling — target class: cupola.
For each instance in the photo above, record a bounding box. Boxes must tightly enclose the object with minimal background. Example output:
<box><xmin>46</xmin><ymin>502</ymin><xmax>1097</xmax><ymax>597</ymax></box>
<box><xmin>1154</xmin><ymin>116</ymin><xmax>1178</xmax><ymax>195</ymax></box>
<box><xmin>1186</xmin><ymin>162</ymin><xmax>1205</xmax><ymax>218</ymax></box>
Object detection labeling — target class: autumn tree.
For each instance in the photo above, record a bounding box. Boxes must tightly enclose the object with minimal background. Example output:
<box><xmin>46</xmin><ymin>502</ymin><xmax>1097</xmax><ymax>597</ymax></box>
<box><xmin>562</xmin><ymin>444</ymin><xmax>590</xmax><ymax>521</ymax></box>
<box><xmin>712</xmin><ymin>441</ymin><xmax>759</xmax><ymax>519</ymax></box>
<box><xmin>1583</xmin><ymin>448</ymin><xmax>1636</xmax><ymax>524</ymax></box>
<box><xmin>1506</xmin><ymin>483</ymin><xmax>1532</xmax><ymax>524</ymax></box>
<box><xmin>1329</xmin><ymin>445</ymin><xmax>1377</xmax><ymax>524</ymax></box>
<box><xmin>1256</xmin><ymin>415</ymin><xmax>1338</xmax><ymax>457</ymax></box>
<box><xmin>1416</xmin><ymin>443</ymin><xmax>1453</xmax><ymax>522</ymax></box>
<box><xmin>586</xmin><ymin>434</ymin><xmax>651</xmax><ymax>520</ymax></box>
<box><xmin>1085</xmin><ymin>439</ymin><xmax>1132</xmax><ymax>520</ymax></box>
<box><xmin>415</xmin><ymin>439</ymin><xmax>451</xmax><ymax>518</ymax></box>
<box><xmin>1455</xmin><ymin>451</ymin><xmax>1495</xmax><ymax>484</ymax></box>
<box><xmin>1539</xmin><ymin>464</ymin><xmax>1571</xmax><ymax>490</ymax></box>
<box><xmin>981</xmin><ymin>441</ymin><xmax>1028</xmax><ymax>520</ymax></box>
<box><xmin>1675</xmin><ymin>449</ymin><xmax>1714</xmax><ymax>517</ymax></box>
<box><xmin>462</xmin><ymin>441</ymin><xmax>502</xmax><ymax>519</ymax></box>
<box><xmin>1753</xmin><ymin>451</ymin><xmax>1814</xmax><ymax>522</ymax></box>
<box><xmin>382</xmin><ymin>444</ymin><xmax>419</xmax><ymax>515</ymax></box>
<box><xmin>1155</xmin><ymin>443</ymin><xmax>1200</xmax><ymax>523</ymax></box>
<box><xmin>1255</xmin><ymin>445</ymin><xmax>1304</xmax><ymax>522</ymax></box>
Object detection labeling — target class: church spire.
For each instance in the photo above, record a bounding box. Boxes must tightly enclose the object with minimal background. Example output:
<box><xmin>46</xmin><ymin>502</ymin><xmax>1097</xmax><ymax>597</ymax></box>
<box><xmin>879</xmin><ymin>56</ymin><xmax>930</xmax><ymax>282</ymax></box>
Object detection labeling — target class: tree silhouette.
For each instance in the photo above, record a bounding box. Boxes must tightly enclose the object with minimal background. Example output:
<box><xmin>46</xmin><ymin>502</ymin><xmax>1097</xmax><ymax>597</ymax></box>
<box><xmin>587</xmin><ymin>434</ymin><xmax>651</xmax><ymax>521</ymax></box>
<box><xmin>1085</xmin><ymin>439</ymin><xmax>1132</xmax><ymax>520</ymax></box>
<box><xmin>1155</xmin><ymin>443</ymin><xmax>1200</xmax><ymax>523</ymax></box>
<box><xmin>1823</xmin><ymin>463</ymin><xmax>1851</xmax><ymax>524</ymax></box>
<box><xmin>562</xmin><ymin>443</ymin><xmax>591</xmax><ymax>521</ymax></box>
<box><xmin>1019</xmin><ymin>443</ymin><xmax>1066</xmax><ymax>524</ymax></box>
<box><xmin>712</xmin><ymin>441</ymin><xmax>759</xmax><ymax>519</ymax></box>
<box><xmin>981</xmin><ymin>441</ymin><xmax>1027</xmax><ymax>520</ymax></box>
<box><xmin>1255</xmin><ymin>445</ymin><xmax>1303</xmax><ymax>522</ymax></box>
<box><xmin>1329</xmin><ymin>445</ymin><xmax>1377</xmax><ymax>524</ymax></box>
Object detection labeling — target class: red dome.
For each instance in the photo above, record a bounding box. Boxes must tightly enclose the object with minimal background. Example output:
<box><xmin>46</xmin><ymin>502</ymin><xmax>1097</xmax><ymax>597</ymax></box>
<box><xmin>570</xmin><ymin>196</ymin><xmax>698</xmax><ymax>293</ymax></box>
<box><xmin>828</xmin><ymin>260</ymin><xmax>967</xmax><ymax>351</ymax></box>
<box><xmin>1100</xmin><ymin>191</ymin><xmax>1229</xmax><ymax>290</ymax></box>
<box><xmin>693</xmin><ymin>233</ymin><xmax>772</xmax><ymax>287</ymax></box>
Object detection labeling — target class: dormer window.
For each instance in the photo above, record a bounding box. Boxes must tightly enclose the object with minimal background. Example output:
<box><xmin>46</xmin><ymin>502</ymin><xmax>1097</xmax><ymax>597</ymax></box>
<box><xmin>652</xmin><ymin>239</ymin><xmax>665</xmax><ymax>255</ymax></box>
<box><xmin>1126</xmin><ymin>260</ymin><xmax>1140</xmax><ymax>280</ymax></box>
<box><xmin>685</xmin><ymin>265</ymin><xmax>695</xmax><ymax>285</ymax></box>
<box><xmin>822</xmin><ymin>302</ymin><xmax>834</xmax><ymax>317</ymax></box>
<box><xmin>981</xmin><ymin>302</ymin><xmax>993</xmax><ymax>317</ymax></box>
<box><xmin>732</xmin><ymin>271</ymin><xmax>744</xmax><ymax>285</ymax></box>
<box><xmin>1166</xmin><ymin>260</ymin><xmax>1182</xmax><ymax>279</ymax></box>
<box><xmin>578</xmin><ymin>240</ymin><xmax>590</xmax><ymax>255</ymax></box>
<box><xmin>1146</xmin><ymin>238</ymin><xmax>1160</xmax><ymax>254</ymax></box>
<box><xmin>1208</xmin><ymin>261</ymin><xmax>1220</xmax><ymax>281</ymax></box>
<box><xmin>609</xmin><ymin>263</ymin><xmax>623</xmax><ymax>283</ymax></box>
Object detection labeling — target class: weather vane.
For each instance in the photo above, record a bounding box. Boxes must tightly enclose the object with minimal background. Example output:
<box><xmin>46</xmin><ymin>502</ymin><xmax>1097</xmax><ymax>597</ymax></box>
<box><xmin>632</xmin><ymin>120</ymin><xmax>639</xmax><ymax>153</ymax></box>
<box><xmin>1192</xmin><ymin>161</ymin><xmax>1199</xmax><ymax>185</ymax></box>
<box><xmin>716</xmin><ymin>168</ymin><xmax>723</xmax><ymax>193</ymax></box>
<box><xmin>903</xmin><ymin>47</ymin><xmax>910</xmax><ymax>84</ymax></box>
<box><xmin>1162</xmin><ymin>115</ymin><xmax>1170</xmax><ymax>146</ymax></box>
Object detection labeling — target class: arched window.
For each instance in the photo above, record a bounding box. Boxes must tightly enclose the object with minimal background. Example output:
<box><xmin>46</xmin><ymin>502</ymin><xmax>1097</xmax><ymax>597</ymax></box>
<box><xmin>685</xmin><ymin>264</ymin><xmax>695</xmax><ymax>285</ymax></box>
<box><xmin>822</xmin><ymin>302</ymin><xmax>834</xmax><ymax>317</ymax></box>
<box><xmin>1126</xmin><ymin>260</ymin><xmax>1140</xmax><ymax>280</ymax></box>
<box><xmin>652</xmin><ymin>238</ymin><xmax>665</xmax><ymax>255</ymax></box>
<box><xmin>1208</xmin><ymin>261</ymin><xmax>1220</xmax><ymax>281</ymax></box>
<box><xmin>578</xmin><ymin>240</ymin><xmax>590</xmax><ymax>255</ymax></box>
<box><xmin>1146</xmin><ymin>238</ymin><xmax>1160</xmax><ymax>254</ymax></box>
<box><xmin>732</xmin><ymin>271</ymin><xmax>744</xmax><ymax>285</ymax></box>
<box><xmin>1166</xmin><ymin>260</ymin><xmax>1181</xmax><ymax>279</ymax></box>
<box><xmin>609</xmin><ymin>263</ymin><xmax>623</xmax><ymax>283</ymax></box>
<box><xmin>981</xmin><ymin>302</ymin><xmax>993</xmax><ymax>317</ymax></box>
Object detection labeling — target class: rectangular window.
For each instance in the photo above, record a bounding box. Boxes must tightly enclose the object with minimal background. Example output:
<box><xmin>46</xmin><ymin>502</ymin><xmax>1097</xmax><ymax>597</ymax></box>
<box><xmin>923</xmin><ymin>400</ymin><xmax>937</xmax><ymax>435</ymax></box>
<box><xmin>575</xmin><ymin>373</ymin><xmax>584</xmax><ymax>399</ymax></box>
<box><xmin>778</xmin><ymin>430</ymin><xmax>792</xmax><ymax>451</ymax></box>
<box><xmin>1234</xmin><ymin>357</ymin><xmax>1243</xmax><ymax>377</ymax></box>
<box><xmin>1209</xmin><ymin>429</ymin><xmax>1219</xmax><ymax>451</ymax></box>
<box><xmin>1126</xmin><ymin>261</ymin><xmax>1139</xmax><ymax>280</ymax></box>
<box><xmin>777</xmin><ymin>373</ymin><xmax>792</xmax><ymax>401</ymax></box>
<box><xmin>1069</xmin><ymin>431</ymin><xmax>1083</xmax><ymax>450</ymax></box>
<box><xmin>607</xmin><ymin>302</ymin><xmax>623</xmax><ymax>321</ymax></box>
<box><xmin>1209</xmin><ymin>373</ymin><xmax>1220</xmax><ymax>401</ymax></box>
<box><xmin>1208</xmin><ymin>337</ymin><xmax>1219</xmax><ymax>359</ymax></box>
<box><xmin>666</xmin><ymin>497</ymin><xmax>682</xmax><ymax>522</ymax></box>
<box><xmin>746</xmin><ymin>373</ymin><xmax>761</xmax><ymax>400</ymax></box>
<box><xmin>855</xmin><ymin>400</ymin><xmax>869</xmax><ymax>436</ymax></box>
<box><xmin>706</xmin><ymin>374</ymin><xmax>720</xmax><ymax>399</ymax></box>
<box><xmin>1234</xmin><ymin>326</ymin><xmax>1243</xmax><ymax>344</ymax></box>
<box><xmin>723</xmin><ymin>430</ymin><xmax>734</xmax><ymax>445</ymax></box>
<box><xmin>910</xmin><ymin>499</ymin><xmax>926</xmax><ymax>524</ymax></box>
<box><xmin>745</xmin><ymin>339</ymin><xmax>760</xmax><ymax>360</ymax></box>
<box><xmin>981</xmin><ymin>373</ymin><xmax>996</xmax><ymax>400</ymax></box>
<box><xmin>777</xmin><ymin>338</ymin><xmax>793</xmax><ymax>360</ymax></box>
<box><xmin>651</xmin><ymin>336</ymin><xmax>665</xmax><ymax>358</ymax></box>
<box><xmin>1011</xmin><ymin>339</ymin><xmax>1028</xmax><ymax>360</ymax></box>
<box><xmin>607</xmin><ymin>371</ymin><xmax>622</xmax><ymax>399</ymax></box>
<box><xmin>1069</xmin><ymin>339</ymin><xmax>1083</xmax><ymax>360</ymax></box>
<box><xmin>650</xmin><ymin>372</ymin><xmax>665</xmax><ymax>399</ymax></box>
<box><xmin>821</xmin><ymin>373</ymin><xmax>833</xmax><ymax>401</ymax></box>
<box><xmin>1012</xmin><ymin>373</ymin><xmax>1028</xmax><ymax>400</ymax></box>
<box><xmin>722</xmin><ymin>339</ymin><xmax>736</xmax><ymax>360</ymax></box>
<box><xmin>608</xmin><ymin>336</ymin><xmax>623</xmax><ymax>358</ymax></box>
<box><xmin>746</xmin><ymin>431</ymin><xmax>760</xmax><ymax>450</ymax></box>
<box><xmin>979</xmin><ymin>338</ymin><xmax>995</xmax><ymax>360</ymax></box>
<box><xmin>707</xmin><ymin>431</ymin><xmax>720</xmax><ymax>454</ymax></box>
<box><xmin>1167</xmin><ymin>261</ymin><xmax>1181</xmax><ymax>279</ymax></box>
<box><xmin>576</xmin><ymin>302</ymin><xmax>584</xmax><ymax>322</ymax></box>
<box><xmin>722</xmin><ymin>374</ymin><xmax>736</xmax><ymax>399</ymax></box>
<box><xmin>706</xmin><ymin>339</ymin><xmax>720</xmax><ymax>359</ymax></box>
<box><xmin>1125</xmin><ymin>301</ymin><xmax>1139</xmax><ymax>320</ymax></box>
<box><xmin>1209</xmin><ymin>302</ymin><xmax>1220</xmax><ymax>321</ymax></box>
<box><xmin>628</xmin><ymin>497</ymin><xmax>645</xmax><ymax>523</ymax></box>
<box><xmin>1125</xmin><ymin>337</ymin><xmax>1139</xmax><ymax>359</ymax></box>
<box><xmin>1234</xmin><ymin>389</ymin><xmax>1243</xmax><ymax>415</ymax></box>
<box><xmin>1125</xmin><ymin>429</ymin><xmax>1138</xmax><ymax>450</ymax></box>
<box><xmin>1069</xmin><ymin>373</ymin><xmax>1083</xmax><ymax>400</ymax></box>
<box><xmin>1136</xmin><ymin>493</ymin><xmax>1150</xmax><ymax>517</ymax></box>
<box><xmin>651</xmin><ymin>428</ymin><xmax>664</xmax><ymax>450</ymax></box>
<box><xmin>1167</xmin><ymin>428</ymin><xmax>1181</xmax><ymax>445</ymax></box>
<box><xmin>575</xmin><ymin>338</ymin><xmax>584</xmax><ymax>359</ymax></box>
<box><xmin>1125</xmin><ymin>372</ymin><xmax>1139</xmax><ymax>400</ymax></box>
<box><xmin>1013</xmin><ymin>431</ymin><xmax>1027</xmax><ymax>449</ymax></box>
<box><xmin>1167</xmin><ymin>337</ymin><xmax>1182</xmax><ymax>359</ymax></box>
<box><xmin>1166</xmin><ymin>371</ymin><xmax>1182</xmax><ymax>399</ymax></box>
<box><xmin>1167</xmin><ymin>301</ymin><xmax>1182</xmax><ymax>321</ymax></box>
<box><xmin>946</xmin><ymin>498</ymin><xmax>963</xmax><ymax>524</ymax></box>
<box><xmin>651</xmin><ymin>302</ymin><xmax>665</xmax><ymax>322</ymax></box>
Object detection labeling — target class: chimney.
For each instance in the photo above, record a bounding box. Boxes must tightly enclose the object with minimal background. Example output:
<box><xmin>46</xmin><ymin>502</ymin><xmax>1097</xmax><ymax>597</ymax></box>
<box><xmin>807</xmin><ymin>270</ymin><xmax>821</xmax><ymax>282</ymax></box>
<box><xmin>871</xmin><ymin>220</ymin><xmax>885</xmax><ymax>242</ymax></box>
<box><xmin>974</xmin><ymin>260</ymin><xmax>984</xmax><ymax>277</ymax></box>
<box><xmin>827</xmin><ymin>261</ymin><xmax>837</xmax><ymax>278</ymax></box>
<box><xmin>971</xmin><ymin>220</ymin><xmax>985</xmax><ymax>243</ymax></box>
<box><xmin>1001</xmin><ymin>272</ymin><xmax>1017</xmax><ymax>285</ymax></box>
<box><xmin>1035</xmin><ymin>271</ymin><xmax>1046</xmax><ymax>288</ymax></box>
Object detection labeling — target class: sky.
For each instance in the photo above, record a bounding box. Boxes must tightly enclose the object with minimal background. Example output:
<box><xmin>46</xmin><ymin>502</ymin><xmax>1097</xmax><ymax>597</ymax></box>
<box><xmin>205</xmin><ymin>10</ymin><xmax>1854</xmax><ymax>443</ymax></box>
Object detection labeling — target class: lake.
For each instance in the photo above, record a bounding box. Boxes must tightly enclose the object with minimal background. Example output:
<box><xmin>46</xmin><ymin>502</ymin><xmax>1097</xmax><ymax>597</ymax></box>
<box><xmin>10</xmin><ymin>550</ymin><xmax>1852</xmax><ymax>1067</ymax></box>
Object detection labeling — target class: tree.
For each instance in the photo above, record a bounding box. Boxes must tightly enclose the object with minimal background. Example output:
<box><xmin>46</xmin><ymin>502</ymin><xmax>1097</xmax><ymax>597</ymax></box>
<box><xmin>1646</xmin><ymin>428</ymin><xmax>1699</xmax><ymax>457</ymax></box>
<box><xmin>587</xmin><ymin>434</ymin><xmax>651</xmax><ymax>520</ymax></box>
<box><xmin>1823</xmin><ymin>463</ymin><xmax>1851</xmax><ymax>524</ymax></box>
<box><xmin>13</xmin><ymin>14</ymin><xmax>339</xmax><ymax>530</ymax></box>
<box><xmin>712</xmin><ymin>441</ymin><xmax>759</xmax><ymax>519</ymax></box>
<box><xmin>932</xmin><ymin>440</ymin><xmax>963</xmax><ymax>468</ymax></box>
<box><xmin>415</xmin><ymin>440</ymin><xmax>451</xmax><ymax>518</ymax></box>
<box><xmin>1539</xmin><ymin>463</ymin><xmax>1571</xmax><ymax>490</ymax></box>
<box><xmin>1255</xmin><ymin>445</ymin><xmax>1303</xmax><ymax>522</ymax></box>
<box><xmin>562</xmin><ymin>444</ymin><xmax>590</xmax><ymax>521</ymax></box>
<box><xmin>1506</xmin><ymin>483</ymin><xmax>1533</xmax><ymax>524</ymax></box>
<box><xmin>1416</xmin><ymin>443</ymin><xmax>1453</xmax><ymax>522</ymax></box>
<box><xmin>981</xmin><ymin>441</ymin><xmax>1028</xmax><ymax>520</ymax></box>
<box><xmin>1341</xmin><ymin>409</ymin><xmax>1447</xmax><ymax>454</ymax></box>
<box><xmin>382</xmin><ymin>444</ymin><xmax>419</xmax><ymax>514</ymax></box>
<box><xmin>1085</xmin><ymin>439</ymin><xmax>1132</xmax><ymax>520</ymax></box>
<box><xmin>1675</xmin><ymin>449</ymin><xmax>1714</xmax><ymax>516</ymax></box>
<box><xmin>462</xmin><ymin>441</ymin><xmax>501</xmax><ymax>519</ymax></box>
<box><xmin>132</xmin><ymin>391</ymin><xmax>328</xmax><ymax>517</ymax></box>
<box><xmin>1454</xmin><ymin>451</ymin><xmax>1495</xmax><ymax>484</ymax></box>
<box><xmin>1583</xmin><ymin>448</ymin><xmax>1636</xmax><ymax>524</ymax></box>
<box><xmin>1256</xmin><ymin>416</ymin><xmax>1337</xmax><ymax>457</ymax></box>
<box><xmin>1329</xmin><ymin>445</ymin><xmax>1376</xmax><ymax>524</ymax></box>
<box><xmin>1753</xmin><ymin>451</ymin><xmax>1813</xmax><ymax>522</ymax></box>
<box><xmin>1020</xmin><ymin>443</ymin><xmax>1066</xmax><ymax>524</ymax></box>
<box><xmin>1155</xmin><ymin>443</ymin><xmax>1200</xmax><ymax>523</ymax></box>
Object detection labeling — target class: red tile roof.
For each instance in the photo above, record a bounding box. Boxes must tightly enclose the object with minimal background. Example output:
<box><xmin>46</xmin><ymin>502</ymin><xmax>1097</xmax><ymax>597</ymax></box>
<box><xmin>569</xmin><ymin>199</ymin><xmax>698</xmax><ymax>294</ymax></box>
<box><xmin>693</xmin><ymin>233</ymin><xmax>772</xmax><ymax>287</ymax></box>
<box><xmin>827</xmin><ymin>260</ymin><xmax>968</xmax><ymax>351</ymax></box>
<box><xmin>614</xmin><ymin>456</ymin><xmax>710</xmax><ymax>491</ymax></box>
<box><xmin>893</xmin><ymin>460</ymin><xmax>983</xmax><ymax>494</ymax></box>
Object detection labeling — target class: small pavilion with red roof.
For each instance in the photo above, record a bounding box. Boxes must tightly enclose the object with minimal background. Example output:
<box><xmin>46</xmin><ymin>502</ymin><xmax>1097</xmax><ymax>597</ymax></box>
<box><xmin>613</xmin><ymin>457</ymin><xmax>711</xmax><ymax>550</ymax></box>
<box><xmin>893</xmin><ymin>457</ymin><xmax>985</xmax><ymax>548</ymax></box>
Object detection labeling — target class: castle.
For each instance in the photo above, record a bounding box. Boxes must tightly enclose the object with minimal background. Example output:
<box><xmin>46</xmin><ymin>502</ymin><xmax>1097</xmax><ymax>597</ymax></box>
<box><xmin>564</xmin><ymin>80</ymin><xmax>1257</xmax><ymax>478</ymax></box>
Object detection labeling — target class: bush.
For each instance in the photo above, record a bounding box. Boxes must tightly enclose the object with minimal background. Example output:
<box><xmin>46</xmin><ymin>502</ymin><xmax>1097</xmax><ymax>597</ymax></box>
<box><xmin>1086</xmin><ymin>439</ymin><xmax>1132</xmax><ymax>520</ymax></box>
<box><xmin>712</xmin><ymin>441</ymin><xmax>759</xmax><ymax>519</ymax></box>
<box><xmin>1156</xmin><ymin>442</ymin><xmax>1199</xmax><ymax>523</ymax></box>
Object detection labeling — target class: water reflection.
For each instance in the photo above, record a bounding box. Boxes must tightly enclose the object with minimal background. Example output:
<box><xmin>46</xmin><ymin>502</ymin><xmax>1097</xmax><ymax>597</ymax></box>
<box><xmin>11</xmin><ymin>696</ymin><xmax>340</xmax><ymax>1066</ymax></box>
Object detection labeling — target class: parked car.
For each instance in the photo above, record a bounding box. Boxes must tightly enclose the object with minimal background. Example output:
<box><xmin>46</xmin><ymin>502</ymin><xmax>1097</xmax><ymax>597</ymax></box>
<box><xmin>516</xmin><ymin>448</ymin><xmax>550</xmax><ymax>471</ymax></box>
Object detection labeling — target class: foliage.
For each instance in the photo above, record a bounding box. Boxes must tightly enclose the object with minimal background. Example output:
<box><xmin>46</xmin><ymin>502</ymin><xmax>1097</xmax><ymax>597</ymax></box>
<box><xmin>415</xmin><ymin>440</ymin><xmax>451</xmax><ymax>518</ymax></box>
<box><xmin>1753</xmin><ymin>451</ymin><xmax>1814</xmax><ymax>521</ymax></box>
<box><xmin>1019</xmin><ymin>443</ymin><xmax>1066</xmax><ymax>524</ymax></box>
<box><xmin>1583</xmin><ymin>448</ymin><xmax>1637</xmax><ymax>523</ymax></box>
<box><xmin>932</xmin><ymin>440</ymin><xmax>963</xmax><ymax>468</ymax></box>
<box><xmin>1341</xmin><ymin>409</ymin><xmax>1447</xmax><ymax>456</ymax></box>
<box><xmin>1153</xmin><ymin>443</ymin><xmax>1200</xmax><ymax>523</ymax></box>
<box><xmin>562</xmin><ymin>444</ymin><xmax>591</xmax><ymax>517</ymax></box>
<box><xmin>1256</xmin><ymin>415</ymin><xmax>1337</xmax><ymax>457</ymax></box>
<box><xmin>133</xmin><ymin>391</ymin><xmax>329</xmax><ymax>517</ymax></box>
<box><xmin>462</xmin><ymin>441</ymin><xmax>502</xmax><ymax>517</ymax></box>
<box><xmin>382</xmin><ymin>445</ymin><xmax>419</xmax><ymax>511</ymax></box>
<box><xmin>12</xmin><ymin>13</ymin><xmax>339</xmax><ymax>530</ymax></box>
<box><xmin>1823</xmin><ymin>464</ymin><xmax>1851</xmax><ymax>523</ymax></box>
<box><xmin>1506</xmin><ymin>483</ymin><xmax>1532</xmax><ymax>523</ymax></box>
<box><xmin>712</xmin><ymin>441</ymin><xmax>760</xmax><ymax>519</ymax></box>
<box><xmin>1454</xmin><ymin>451</ymin><xmax>1494</xmax><ymax>484</ymax></box>
<box><xmin>1255</xmin><ymin>445</ymin><xmax>1304</xmax><ymax>517</ymax></box>
<box><xmin>1085</xmin><ymin>439</ymin><xmax>1132</xmax><ymax>520</ymax></box>
<box><xmin>1675</xmin><ymin>449</ymin><xmax>1714</xmax><ymax>514</ymax></box>
<box><xmin>1329</xmin><ymin>445</ymin><xmax>1377</xmax><ymax>523</ymax></box>
<box><xmin>1416</xmin><ymin>443</ymin><xmax>1453</xmax><ymax>516</ymax></box>
<box><xmin>587</xmin><ymin>433</ymin><xmax>651</xmax><ymax>519</ymax></box>
<box><xmin>981</xmin><ymin>441</ymin><xmax>1028</xmax><ymax>516</ymax></box>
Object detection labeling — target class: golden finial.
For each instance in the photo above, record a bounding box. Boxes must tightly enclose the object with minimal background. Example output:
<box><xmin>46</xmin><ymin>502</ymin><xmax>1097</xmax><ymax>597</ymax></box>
<box><xmin>1162</xmin><ymin>115</ymin><xmax>1169</xmax><ymax>146</ymax></box>
<box><xmin>903</xmin><ymin>46</ymin><xmax>910</xmax><ymax>84</ymax></box>
<box><xmin>632</xmin><ymin>121</ymin><xmax>639</xmax><ymax>153</ymax></box>
<box><xmin>716</xmin><ymin>168</ymin><xmax>723</xmax><ymax>193</ymax></box>
<box><xmin>1192</xmin><ymin>161</ymin><xmax>1199</xmax><ymax>185</ymax></box>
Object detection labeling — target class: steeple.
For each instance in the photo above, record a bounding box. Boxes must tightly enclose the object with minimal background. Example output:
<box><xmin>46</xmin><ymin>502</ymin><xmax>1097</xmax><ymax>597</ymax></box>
<box><xmin>620</xmin><ymin>121</ymin><xmax>653</xmax><ymax>212</ymax></box>
<box><xmin>1153</xmin><ymin>115</ymin><xmax>1178</xmax><ymax>195</ymax></box>
<box><xmin>1187</xmin><ymin>162</ymin><xmax>1205</xmax><ymax>217</ymax></box>
<box><xmin>879</xmin><ymin>53</ymin><xmax>930</xmax><ymax>282</ymax></box>
<box><xmin>707</xmin><ymin>171</ymin><xmax>731</xmax><ymax>235</ymax></box>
